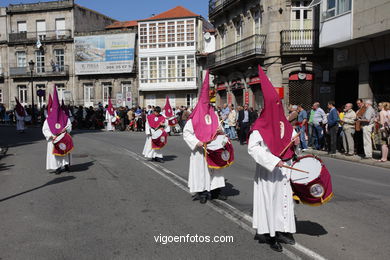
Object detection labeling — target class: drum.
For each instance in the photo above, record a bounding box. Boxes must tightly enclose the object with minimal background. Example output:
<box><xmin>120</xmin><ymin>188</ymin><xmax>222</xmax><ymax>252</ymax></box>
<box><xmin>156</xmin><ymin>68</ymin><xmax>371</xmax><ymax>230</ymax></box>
<box><xmin>24</xmin><ymin>115</ymin><xmax>32</xmax><ymax>122</ymax></box>
<box><xmin>151</xmin><ymin>129</ymin><xmax>168</xmax><ymax>150</ymax></box>
<box><xmin>111</xmin><ymin>116</ymin><xmax>117</xmax><ymax>123</ymax></box>
<box><xmin>205</xmin><ymin>134</ymin><xmax>234</xmax><ymax>169</ymax></box>
<box><xmin>52</xmin><ymin>132</ymin><xmax>74</xmax><ymax>156</ymax></box>
<box><xmin>168</xmin><ymin>117</ymin><xmax>177</xmax><ymax>126</ymax></box>
<box><xmin>290</xmin><ymin>155</ymin><xmax>333</xmax><ymax>206</ymax></box>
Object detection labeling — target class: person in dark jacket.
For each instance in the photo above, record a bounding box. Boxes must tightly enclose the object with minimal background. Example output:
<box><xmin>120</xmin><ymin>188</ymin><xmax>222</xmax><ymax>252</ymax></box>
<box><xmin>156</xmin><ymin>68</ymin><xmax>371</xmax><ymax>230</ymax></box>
<box><xmin>327</xmin><ymin>101</ymin><xmax>339</xmax><ymax>154</ymax></box>
<box><xmin>237</xmin><ymin>104</ymin><xmax>254</xmax><ymax>145</ymax></box>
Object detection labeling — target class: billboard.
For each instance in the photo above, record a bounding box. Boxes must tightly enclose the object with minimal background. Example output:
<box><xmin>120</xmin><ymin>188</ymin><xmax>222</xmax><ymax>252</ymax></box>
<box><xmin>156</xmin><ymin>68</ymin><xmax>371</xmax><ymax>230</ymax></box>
<box><xmin>75</xmin><ymin>33</ymin><xmax>135</xmax><ymax>75</ymax></box>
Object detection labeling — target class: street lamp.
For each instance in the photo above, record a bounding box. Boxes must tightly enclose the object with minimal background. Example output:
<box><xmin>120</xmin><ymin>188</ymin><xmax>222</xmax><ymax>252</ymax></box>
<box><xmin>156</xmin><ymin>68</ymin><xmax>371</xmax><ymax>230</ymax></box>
<box><xmin>28</xmin><ymin>60</ymin><xmax>35</xmax><ymax>125</ymax></box>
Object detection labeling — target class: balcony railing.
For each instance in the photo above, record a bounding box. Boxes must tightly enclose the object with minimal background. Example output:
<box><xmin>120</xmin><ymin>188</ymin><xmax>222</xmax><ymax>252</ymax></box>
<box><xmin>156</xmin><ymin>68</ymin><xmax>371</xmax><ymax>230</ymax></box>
<box><xmin>209</xmin><ymin>0</ymin><xmax>239</xmax><ymax>18</ymax></box>
<box><xmin>9</xmin><ymin>65</ymin><xmax>69</xmax><ymax>78</ymax></box>
<box><xmin>207</xmin><ymin>34</ymin><xmax>266</xmax><ymax>69</ymax></box>
<box><xmin>0</xmin><ymin>67</ymin><xmax>3</xmax><ymax>78</ymax></box>
<box><xmin>280</xmin><ymin>29</ymin><xmax>318</xmax><ymax>55</ymax></box>
<box><xmin>8</xmin><ymin>30</ymin><xmax>72</xmax><ymax>43</ymax></box>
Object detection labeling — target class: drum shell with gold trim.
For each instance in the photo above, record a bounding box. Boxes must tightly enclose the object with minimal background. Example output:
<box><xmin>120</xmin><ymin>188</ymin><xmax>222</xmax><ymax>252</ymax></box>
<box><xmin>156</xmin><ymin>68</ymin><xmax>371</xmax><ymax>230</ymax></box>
<box><xmin>205</xmin><ymin>134</ymin><xmax>234</xmax><ymax>169</ymax></box>
<box><xmin>52</xmin><ymin>132</ymin><xmax>74</xmax><ymax>156</ymax></box>
<box><xmin>151</xmin><ymin>129</ymin><xmax>168</xmax><ymax>150</ymax></box>
<box><xmin>290</xmin><ymin>155</ymin><xmax>333</xmax><ymax>206</ymax></box>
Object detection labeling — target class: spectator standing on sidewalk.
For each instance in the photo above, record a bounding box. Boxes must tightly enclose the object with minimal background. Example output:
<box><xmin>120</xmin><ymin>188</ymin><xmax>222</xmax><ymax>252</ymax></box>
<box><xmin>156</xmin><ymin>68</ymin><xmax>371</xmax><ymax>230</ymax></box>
<box><xmin>307</xmin><ymin>105</ymin><xmax>316</xmax><ymax>148</ymax></box>
<box><xmin>296</xmin><ymin>104</ymin><xmax>308</xmax><ymax>150</ymax></box>
<box><xmin>341</xmin><ymin>103</ymin><xmax>356</xmax><ymax>156</ymax></box>
<box><xmin>327</xmin><ymin>101</ymin><xmax>339</xmax><ymax>154</ymax></box>
<box><xmin>358</xmin><ymin>99</ymin><xmax>376</xmax><ymax>159</ymax></box>
<box><xmin>355</xmin><ymin>99</ymin><xmax>366</xmax><ymax>155</ymax></box>
<box><xmin>287</xmin><ymin>105</ymin><xmax>298</xmax><ymax>129</ymax></box>
<box><xmin>227</xmin><ymin>104</ymin><xmax>237</xmax><ymax>140</ymax></box>
<box><xmin>237</xmin><ymin>104</ymin><xmax>253</xmax><ymax>145</ymax></box>
<box><xmin>376</xmin><ymin>102</ymin><xmax>389</xmax><ymax>162</ymax></box>
<box><xmin>312</xmin><ymin>102</ymin><xmax>326</xmax><ymax>150</ymax></box>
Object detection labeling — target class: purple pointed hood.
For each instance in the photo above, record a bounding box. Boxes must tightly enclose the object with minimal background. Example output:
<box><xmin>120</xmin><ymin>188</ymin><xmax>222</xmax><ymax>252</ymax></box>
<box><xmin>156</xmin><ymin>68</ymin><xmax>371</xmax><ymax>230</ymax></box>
<box><xmin>47</xmin><ymin>86</ymin><xmax>68</xmax><ymax>135</ymax></box>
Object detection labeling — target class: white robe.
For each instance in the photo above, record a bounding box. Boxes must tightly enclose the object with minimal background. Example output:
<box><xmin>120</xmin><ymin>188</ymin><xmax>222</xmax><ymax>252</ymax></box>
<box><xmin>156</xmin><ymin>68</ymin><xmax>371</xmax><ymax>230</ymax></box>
<box><xmin>105</xmin><ymin>110</ymin><xmax>117</xmax><ymax>131</ymax></box>
<box><xmin>142</xmin><ymin>119</ymin><xmax>167</xmax><ymax>159</ymax></box>
<box><xmin>183</xmin><ymin>119</ymin><xmax>225</xmax><ymax>193</ymax></box>
<box><xmin>248</xmin><ymin>130</ymin><xmax>296</xmax><ymax>237</ymax></box>
<box><xmin>15</xmin><ymin>112</ymin><xmax>25</xmax><ymax>131</ymax></box>
<box><xmin>42</xmin><ymin>119</ymin><xmax>72</xmax><ymax>170</ymax></box>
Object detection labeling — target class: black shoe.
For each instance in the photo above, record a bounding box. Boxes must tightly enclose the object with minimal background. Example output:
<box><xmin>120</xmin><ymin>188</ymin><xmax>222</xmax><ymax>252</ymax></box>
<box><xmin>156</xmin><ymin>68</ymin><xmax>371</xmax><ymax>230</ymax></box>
<box><xmin>255</xmin><ymin>233</ymin><xmax>270</xmax><ymax>244</ymax></box>
<box><xmin>64</xmin><ymin>165</ymin><xmax>70</xmax><ymax>172</ymax></box>
<box><xmin>155</xmin><ymin>158</ymin><xmax>164</xmax><ymax>163</ymax></box>
<box><xmin>192</xmin><ymin>193</ymin><xmax>201</xmax><ymax>201</ymax></box>
<box><xmin>55</xmin><ymin>167</ymin><xmax>62</xmax><ymax>175</ymax></box>
<box><xmin>269</xmin><ymin>237</ymin><xmax>283</xmax><ymax>252</ymax></box>
<box><xmin>199</xmin><ymin>192</ymin><xmax>209</xmax><ymax>204</ymax></box>
<box><xmin>276</xmin><ymin>232</ymin><xmax>295</xmax><ymax>245</ymax></box>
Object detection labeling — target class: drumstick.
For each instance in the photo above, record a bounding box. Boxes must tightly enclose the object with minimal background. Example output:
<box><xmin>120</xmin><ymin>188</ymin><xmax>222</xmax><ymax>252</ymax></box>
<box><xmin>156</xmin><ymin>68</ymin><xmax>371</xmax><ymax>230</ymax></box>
<box><xmin>280</xmin><ymin>164</ymin><xmax>309</xmax><ymax>174</ymax></box>
<box><xmin>279</xmin><ymin>131</ymin><xmax>301</xmax><ymax>157</ymax></box>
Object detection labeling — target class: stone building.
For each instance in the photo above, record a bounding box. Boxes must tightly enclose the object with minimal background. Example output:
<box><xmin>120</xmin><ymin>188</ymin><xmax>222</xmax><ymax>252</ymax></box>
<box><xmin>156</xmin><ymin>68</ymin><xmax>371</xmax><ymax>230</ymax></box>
<box><xmin>0</xmin><ymin>7</ymin><xmax>8</xmax><ymax>105</ymax></box>
<box><xmin>2</xmin><ymin>0</ymin><xmax>116</xmax><ymax>108</ymax></box>
<box><xmin>137</xmin><ymin>6</ymin><xmax>215</xmax><ymax>108</ymax></box>
<box><xmin>318</xmin><ymin>0</ymin><xmax>390</xmax><ymax>105</ymax></box>
<box><xmin>207</xmin><ymin>0</ymin><xmax>331</xmax><ymax>110</ymax></box>
<box><xmin>74</xmin><ymin>21</ymin><xmax>138</xmax><ymax>108</ymax></box>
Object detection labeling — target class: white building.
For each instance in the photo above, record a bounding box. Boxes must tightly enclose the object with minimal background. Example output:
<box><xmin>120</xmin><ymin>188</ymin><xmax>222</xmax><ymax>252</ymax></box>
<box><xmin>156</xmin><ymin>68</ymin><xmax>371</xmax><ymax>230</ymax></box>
<box><xmin>138</xmin><ymin>6</ymin><xmax>214</xmax><ymax>108</ymax></box>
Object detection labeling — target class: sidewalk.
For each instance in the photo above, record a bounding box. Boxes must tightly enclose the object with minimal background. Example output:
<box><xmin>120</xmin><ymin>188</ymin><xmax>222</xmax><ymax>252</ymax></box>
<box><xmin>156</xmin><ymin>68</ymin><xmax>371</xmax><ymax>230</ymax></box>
<box><xmin>304</xmin><ymin>148</ymin><xmax>390</xmax><ymax>170</ymax></box>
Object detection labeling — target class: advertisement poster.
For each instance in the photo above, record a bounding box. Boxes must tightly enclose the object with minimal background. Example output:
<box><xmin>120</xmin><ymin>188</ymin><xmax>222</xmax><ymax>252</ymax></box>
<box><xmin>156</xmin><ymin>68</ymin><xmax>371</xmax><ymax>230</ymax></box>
<box><xmin>75</xmin><ymin>33</ymin><xmax>135</xmax><ymax>75</ymax></box>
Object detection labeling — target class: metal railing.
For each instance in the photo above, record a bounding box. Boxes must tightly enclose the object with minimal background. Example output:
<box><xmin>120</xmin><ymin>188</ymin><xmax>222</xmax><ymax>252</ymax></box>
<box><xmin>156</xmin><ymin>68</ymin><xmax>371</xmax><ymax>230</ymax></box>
<box><xmin>280</xmin><ymin>29</ymin><xmax>318</xmax><ymax>54</ymax></box>
<box><xmin>209</xmin><ymin>0</ymin><xmax>239</xmax><ymax>17</ymax></box>
<box><xmin>207</xmin><ymin>34</ymin><xmax>266</xmax><ymax>68</ymax></box>
<box><xmin>9</xmin><ymin>65</ymin><xmax>69</xmax><ymax>77</ymax></box>
<box><xmin>8</xmin><ymin>30</ymin><xmax>72</xmax><ymax>43</ymax></box>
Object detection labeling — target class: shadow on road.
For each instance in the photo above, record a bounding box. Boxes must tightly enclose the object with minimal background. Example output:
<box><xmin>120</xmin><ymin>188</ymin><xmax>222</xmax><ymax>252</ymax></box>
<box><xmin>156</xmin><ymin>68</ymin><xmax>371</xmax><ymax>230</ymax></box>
<box><xmin>70</xmin><ymin>161</ymin><xmax>94</xmax><ymax>173</ymax></box>
<box><xmin>296</xmin><ymin>220</ymin><xmax>328</xmax><ymax>236</ymax></box>
<box><xmin>163</xmin><ymin>155</ymin><xmax>177</xmax><ymax>161</ymax></box>
<box><xmin>222</xmin><ymin>181</ymin><xmax>240</xmax><ymax>197</ymax></box>
<box><xmin>0</xmin><ymin>162</ymin><xmax>14</xmax><ymax>172</ymax></box>
<box><xmin>0</xmin><ymin>176</ymin><xmax>76</xmax><ymax>203</ymax></box>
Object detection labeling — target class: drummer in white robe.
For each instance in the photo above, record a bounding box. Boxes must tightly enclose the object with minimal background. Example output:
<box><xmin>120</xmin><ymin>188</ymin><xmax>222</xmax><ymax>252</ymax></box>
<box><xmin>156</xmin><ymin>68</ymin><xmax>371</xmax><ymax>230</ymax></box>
<box><xmin>248</xmin><ymin>65</ymin><xmax>300</xmax><ymax>252</ymax></box>
<box><xmin>142</xmin><ymin>106</ymin><xmax>168</xmax><ymax>163</ymax></box>
<box><xmin>105</xmin><ymin>97</ymin><xmax>117</xmax><ymax>131</ymax></box>
<box><xmin>14</xmin><ymin>97</ymin><xmax>26</xmax><ymax>133</ymax></box>
<box><xmin>183</xmin><ymin>71</ymin><xmax>226</xmax><ymax>204</ymax></box>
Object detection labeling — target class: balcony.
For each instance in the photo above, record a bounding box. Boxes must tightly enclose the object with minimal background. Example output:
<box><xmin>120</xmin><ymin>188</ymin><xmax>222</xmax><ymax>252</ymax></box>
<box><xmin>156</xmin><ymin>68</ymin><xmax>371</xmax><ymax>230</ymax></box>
<box><xmin>207</xmin><ymin>34</ymin><xmax>266</xmax><ymax>69</ymax></box>
<box><xmin>280</xmin><ymin>29</ymin><xmax>319</xmax><ymax>55</ymax></box>
<box><xmin>8</xmin><ymin>30</ymin><xmax>72</xmax><ymax>44</ymax></box>
<box><xmin>209</xmin><ymin>0</ymin><xmax>239</xmax><ymax>18</ymax></box>
<box><xmin>9</xmin><ymin>65</ymin><xmax>69</xmax><ymax>78</ymax></box>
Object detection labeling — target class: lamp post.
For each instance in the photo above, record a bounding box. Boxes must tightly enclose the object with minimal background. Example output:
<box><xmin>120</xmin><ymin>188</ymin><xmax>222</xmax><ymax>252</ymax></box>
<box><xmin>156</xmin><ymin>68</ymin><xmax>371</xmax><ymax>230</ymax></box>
<box><xmin>28</xmin><ymin>60</ymin><xmax>35</xmax><ymax>125</ymax></box>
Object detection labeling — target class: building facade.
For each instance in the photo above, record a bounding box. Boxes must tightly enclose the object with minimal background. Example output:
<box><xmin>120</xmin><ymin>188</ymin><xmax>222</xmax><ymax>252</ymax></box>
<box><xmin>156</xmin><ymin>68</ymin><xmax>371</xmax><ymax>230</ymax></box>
<box><xmin>1</xmin><ymin>0</ymin><xmax>116</xmax><ymax>108</ymax></box>
<box><xmin>137</xmin><ymin>6</ymin><xmax>214</xmax><ymax>108</ymax></box>
<box><xmin>318</xmin><ymin>0</ymin><xmax>390</xmax><ymax>105</ymax></box>
<box><xmin>207</xmin><ymin>0</ymin><xmax>331</xmax><ymax>110</ymax></box>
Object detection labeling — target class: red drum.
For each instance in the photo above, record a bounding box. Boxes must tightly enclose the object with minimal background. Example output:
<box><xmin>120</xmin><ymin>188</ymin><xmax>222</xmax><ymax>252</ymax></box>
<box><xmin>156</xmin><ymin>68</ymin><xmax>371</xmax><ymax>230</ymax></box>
<box><xmin>52</xmin><ymin>132</ymin><xmax>74</xmax><ymax>156</ymax></box>
<box><xmin>151</xmin><ymin>129</ymin><xmax>168</xmax><ymax>150</ymax></box>
<box><xmin>290</xmin><ymin>155</ymin><xmax>333</xmax><ymax>206</ymax></box>
<box><xmin>168</xmin><ymin>117</ymin><xmax>177</xmax><ymax>126</ymax></box>
<box><xmin>205</xmin><ymin>134</ymin><xmax>234</xmax><ymax>169</ymax></box>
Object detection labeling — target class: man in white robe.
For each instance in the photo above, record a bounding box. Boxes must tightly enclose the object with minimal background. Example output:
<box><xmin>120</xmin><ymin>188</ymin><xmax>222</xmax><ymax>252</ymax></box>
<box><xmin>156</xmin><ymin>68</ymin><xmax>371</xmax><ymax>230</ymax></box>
<box><xmin>105</xmin><ymin>109</ymin><xmax>117</xmax><ymax>131</ymax></box>
<box><xmin>14</xmin><ymin>98</ymin><xmax>26</xmax><ymax>133</ymax></box>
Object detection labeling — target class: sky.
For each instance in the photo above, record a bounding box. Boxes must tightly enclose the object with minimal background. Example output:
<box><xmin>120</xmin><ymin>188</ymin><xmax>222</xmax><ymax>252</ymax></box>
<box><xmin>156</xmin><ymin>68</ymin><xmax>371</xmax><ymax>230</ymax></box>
<box><xmin>1</xmin><ymin>0</ymin><xmax>210</xmax><ymax>21</ymax></box>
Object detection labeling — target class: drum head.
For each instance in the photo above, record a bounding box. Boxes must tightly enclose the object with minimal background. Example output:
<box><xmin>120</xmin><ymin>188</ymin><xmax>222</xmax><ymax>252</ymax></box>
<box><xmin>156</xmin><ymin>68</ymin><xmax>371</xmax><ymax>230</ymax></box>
<box><xmin>111</xmin><ymin>116</ymin><xmax>117</xmax><ymax>123</ymax></box>
<box><xmin>207</xmin><ymin>135</ymin><xmax>228</xmax><ymax>151</ymax></box>
<box><xmin>290</xmin><ymin>157</ymin><xmax>322</xmax><ymax>184</ymax></box>
<box><xmin>24</xmin><ymin>116</ymin><xmax>32</xmax><ymax>122</ymax></box>
<box><xmin>53</xmin><ymin>132</ymin><xmax>65</xmax><ymax>144</ymax></box>
<box><xmin>152</xmin><ymin>129</ymin><xmax>163</xmax><ymax>139</ymax></box>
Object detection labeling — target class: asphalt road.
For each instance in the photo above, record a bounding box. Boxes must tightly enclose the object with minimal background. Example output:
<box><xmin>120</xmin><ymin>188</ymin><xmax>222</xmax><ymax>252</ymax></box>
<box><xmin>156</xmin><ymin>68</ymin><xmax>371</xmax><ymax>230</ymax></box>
<box><xmin>1</xmin><ymin>126</ymin><xmax>389</xmax><ymax>260</ymax></box>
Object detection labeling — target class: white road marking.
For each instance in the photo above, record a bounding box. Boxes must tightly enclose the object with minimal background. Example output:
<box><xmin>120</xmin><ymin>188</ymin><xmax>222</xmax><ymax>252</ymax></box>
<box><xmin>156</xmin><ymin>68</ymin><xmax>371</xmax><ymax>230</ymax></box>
<box><xmin>119</xmin><ymin>147</ymin><xmax>327</xmax><ymax>260</ymax></box>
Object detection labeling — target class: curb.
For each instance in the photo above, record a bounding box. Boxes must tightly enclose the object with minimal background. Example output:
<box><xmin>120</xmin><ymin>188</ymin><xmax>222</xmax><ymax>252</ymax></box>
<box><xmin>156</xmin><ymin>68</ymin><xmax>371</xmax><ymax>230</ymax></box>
<box><xmin>304</xmin><ymin>149</ymin><xmax>390</xmax><ymax>170</ymax></box>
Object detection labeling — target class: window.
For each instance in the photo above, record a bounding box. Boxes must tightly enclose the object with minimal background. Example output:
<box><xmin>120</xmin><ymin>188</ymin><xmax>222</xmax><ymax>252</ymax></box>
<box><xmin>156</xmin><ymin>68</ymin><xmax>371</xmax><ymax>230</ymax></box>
<box><xmin>325</xmin><ymin>0</ymin><xmax>351</xmax><ymax>19</ymax></box>
<box><xmin>186</xmin><ymin>55</ymin><xmax>195</xmax><ymax>81</ymax></box>
<box><xmin>186</xmin><ymin>93</ymin><xmax>196</xmax><ymax>108</ymax></box>
<box><xmin>84</xmin><ymin>83</ymin><xmax>94</xmax><ymax>106</ymax></box>
<box><xmin>186</xmin><ymin>20</ymin><xmax>195</xmax><ymax>46</ymax></box>
<box><xmin>36</xmin><ymin>20</ymin><xmax>46</xmax><ymax>40</ymax></box>
<box><xmin>145</xmin><ymin>94</ymin><xmax>156</xmax><ymax>107</ymax></box>
<box><xmin>55</xmin><ymin>18</ymin><xmax>65</xmax><ymax>36</ymax></box>
<box><xmin>291</xmin><ymin>0</ymin><xmax>313</xmax><ymax>30</ymax></box>
<box><xmin>235</xmin><ymin>20</ymin><xmax>242</xmax><ymax>42</ymax></box>
<box><xmin>121</xmin><ymin>82</ymin><xmax>131</xmax><ymax>100</ymax></box>
<box><xmin>36</xmin><ymin>84</ymin><xmax>46</xmax><ymax>106</ymax></box>
<box><xmin>36</xmin><ymin>50</ymin><xmax>45</xmax><ymax>73</ymax></box>
<box><xmin>54</xmin><ymin>49</ymin><xmax>65</xmax><ymax>72</ymax></box>
<box><xmin>149</xmin><ymin>23</ymin><xmax>157</xmax><ymax>48</ymax></box>
<box><xmin>158</xmin><ymin>57</ymin><xmax>167</xmax><ymax>82</ymax></box>
<box><xmin>16</xmin><ymin>51</ymin><xmax>26</xmax><ymax>67</ymax></box>
<box><xmin>140</xmin><ymin>58</ymin><xmax>148</xmax><ymax>83</ymax></box>
<box><xmin>168</xmin><ymin>56</ymin><xmax>176</xmax><ymax>82</ymax></box>
<box><xmin>102</xmin><ymin>83</ymin><xmax>112</xmax><ymax>105</ymax></box>
<box><xmin>56</xmin><ymin>84</ymin><xmax>66</xmax><ymax>101</ymax></box>
<box><xmin>167</xmin><ymin>22</ymin><xmax>175</xmax><ymax>47</ymax></box>
<box><xmin>254</xmin><ymin>10</ymin><xmax>261</xmax><ymax>35</ymax></box>
<box><xmin>17</xmin><ymin>21</ymin><xmax>26</xmax><ymax>33</ymax></box>
<box><xmin>177</xmin><ymin>56</ymin><xmax>185</xmax><ymax>82</ymax></box>
<box><xmin>18</xmin><ymin>85</ymin><xmax>28</xmax><ymax>104</ymax></box>
<box><xmin>336</xmin><ymin>0</ymin><xmax>351</xmax><ymax>15</ymax></box>
<box><xmin>140</xmin><ymin>24</ymin><xmax>148</xmax><ymax>49</ymax></box>
<box><xmin>149</xmin><ymin>58</ymin><xmax>157</xmax><ymax>83</ymax></box>
<box><xmin>220</xmin><ymin>29</ymin><xmax>226</xmax><ymax>48</ymax></box>
<box><xmin>176</xmin><ymin>21</ymin><xmax>185</xmax><ymax>47</ymax></box>
<box><xmin>158</xmin><ymin>22</ymin><xmax>166</xmax><ymax>48</ymax></box>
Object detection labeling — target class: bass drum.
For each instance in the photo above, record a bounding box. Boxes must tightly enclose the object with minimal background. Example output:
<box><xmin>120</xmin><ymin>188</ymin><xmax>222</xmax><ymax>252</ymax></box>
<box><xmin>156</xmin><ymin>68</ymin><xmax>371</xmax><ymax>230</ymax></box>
<box><xmin>290</xmin><ymin>155</ymin><xmax>333</xmax><ymax>206</ymax></box>
<box><xmin>52</xmin><ymin>132</ymin><xmax>74</xmax><ymax>156</ymax></box>
<box><xmin>151</xmin><ymin>129</ymin><xmax>168</xmax><ymax>150</ymax></box>
<box><xmin>24</xmin><ymin>115</ymin><xmax>32</xmax><ymax>122</ymax></box>
<box><xmin>205</xmin><ymin>134</ymin><xmax>234</xmax><ymax>169</ymax></box>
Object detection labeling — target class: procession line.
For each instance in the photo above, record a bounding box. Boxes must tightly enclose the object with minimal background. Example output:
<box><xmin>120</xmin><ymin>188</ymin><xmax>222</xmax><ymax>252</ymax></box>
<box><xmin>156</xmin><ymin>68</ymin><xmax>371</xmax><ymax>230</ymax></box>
<box><xmin>117</xmin><ymin>146</ymin><xmax>329</xmax><ymax>260</ymax></box>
